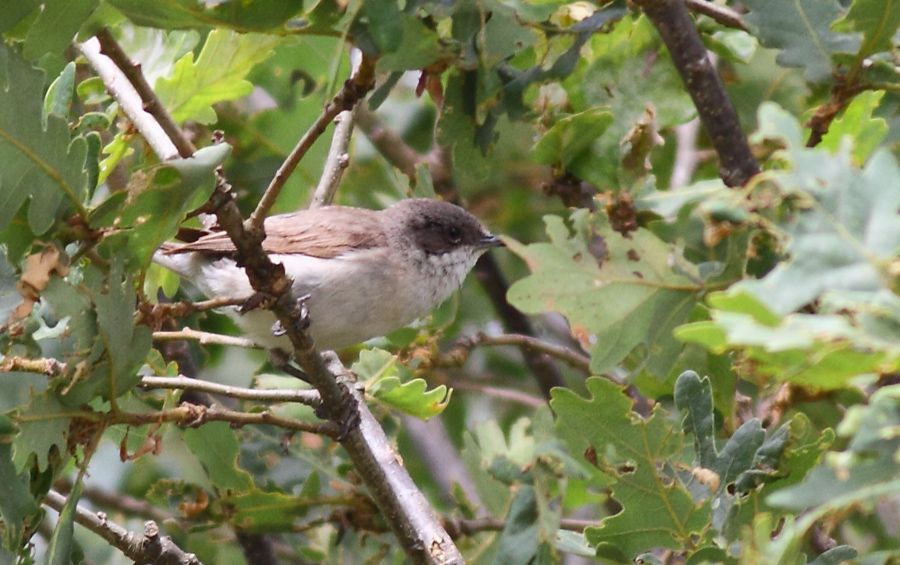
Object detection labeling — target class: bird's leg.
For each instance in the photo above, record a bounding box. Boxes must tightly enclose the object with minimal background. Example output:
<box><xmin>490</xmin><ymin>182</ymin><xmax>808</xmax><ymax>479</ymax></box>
<box><xmin>271</xmin><ymin>294</ymin><xmax>312</xmax><ymax>337</ymax></box>
<box><xmin>239</xmin><ymin>291</ymin><xmax>275</xmax><ymax>314</ymax></box>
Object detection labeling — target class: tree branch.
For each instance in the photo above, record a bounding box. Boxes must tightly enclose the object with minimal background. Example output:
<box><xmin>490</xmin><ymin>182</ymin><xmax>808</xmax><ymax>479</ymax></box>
<box><xmin>633</xmin><ymin>0</ymin><xmax>759</xmax><ymax>187</ymax></box>
<box><xmin>84</xmin><ymin>32</ymin><xmax>463</xmax><ymax>564</ymax></box>
<box><xmin>450</xmin><ymin>380</ymin><xmax>546</xmax><ymax>408</ymax></box>
<box><xmin>77</xmin><ymin>38</ymin><xmax>180</xmax><ymax>161</ymax></box>
<box><xmin>152</xmin><ymin>328</ymin><xmax>262</xmax><ymax>349</ymax></box>
<box><xmin>248</xmin><ymin>56</ymin><xmax>375</xmax><ymax>230</ymax></box>
<box><xmin>140</xmin><ymin>375</ymin><xmax>321</xmax><ymax>407</ymax></box>
<box><xmin>454</xmin><ymin>332</ymin><xmax>592</xmax><ymax>375</ymax></box>
<box><xmin>43</xmin><ymin>490</ymin><xmax>201</xmax><ymax>565</ymax></box>
<box><xmin>684</xmin><ymin>0</ymin><xmax>748</xmax><ymax>31</ymax></box>
<box><xmin>441</xmin><ymin>516</ymin><xmax>598</xmax><ymax>539</ymax></box>
<box><xmin>310</xmin><ymin>108</ymin><xmax>357</xmax><ymax>208</ymax></box>
<box><xmin>95</xmin><ymin>28</ymin><xmax>197</xmax><ymax>158</ymax></box>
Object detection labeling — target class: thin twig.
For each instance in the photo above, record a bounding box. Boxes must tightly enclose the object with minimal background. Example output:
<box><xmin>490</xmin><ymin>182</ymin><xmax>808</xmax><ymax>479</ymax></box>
<box><xmin>310</xmin><ymin>108</ymin><xmax>357</xmax><ymax>208</ymax></box>
<box><xmin>633</xmin><ymin>0</ymin><xmax>759</xmax><ymax>187</ymax></box>
<box><xmin>248</xmin><ymin>56</ymin><xmax>376</xmax><ymax>230</ymax></box>
<box><xmin>108</xmin><ymin>403</ymin><xmax>338</xmax><ymax>437</ymax></box>
<box><xmin>441</xmin><ymin>516</ymin><xmax>598</xmax><ymax>539</ymax></box>
<box><xmin>460</xmin><ymin>333</ymin><xmax>592</xmax><ymax>374</ymax></box>
<box><xmin>0</xmin><ymin>355</ymin><xmax>66</xmax><ymax>376</ymax></box>
<box><xmin>140</xmin><ymin>375</ymin><xmax>321</xmax><ymax>406</ymax></box>
<box><xmin>152</xmin><ymin>328</ymin><xmax>262</xmax><ymax>349</ymax></box>
<box><xmin>143</xmin><ymin>296</ymin><xmax>246</xmax><ymax>319</ymax></box>
<box><xmin>77</xmin><ymin>38</ymin><xmax>180</xmax><ymax>161</ymax></box>
<box><xmin>685</xmin><ymin>0</ymin><xmax>748</xmax><ymax>31</ymax></box>
<box><xmin>451</xmin><ymin>381</ymin><xmax>546</xmax><ymax>408</ymax></box>
<box><xmin>44</xmin><ymin>490</ymin><xmax>202</xmax><ymax>565</ymax></box>
<box><xmin>56</xmin><ymin>478</ymin><xmax>179</xmax><ymax>528</ymax></box>
<box><xmin>95</xmin><ymin>28</ymin><xmax>197</xmax><ymax>158</ymax></box>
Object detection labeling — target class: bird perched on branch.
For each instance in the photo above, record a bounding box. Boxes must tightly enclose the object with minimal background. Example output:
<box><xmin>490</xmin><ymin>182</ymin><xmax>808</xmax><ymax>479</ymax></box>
<box><xmin>153</xmin><ymin>198</ymin><xmax>503</xmax><ymax>349</ymax></box>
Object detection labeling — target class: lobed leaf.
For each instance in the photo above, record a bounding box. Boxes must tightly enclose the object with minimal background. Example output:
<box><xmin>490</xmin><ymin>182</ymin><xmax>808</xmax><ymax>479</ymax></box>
<box><xmin>0</xmin><ymin>44</ymin><xmax>89</xmax><ymax>235</ymax></box>
<box><xmin>743</xmin><ymin>0</ymin><xmax>858</xmax><ymax>82</ymax></box>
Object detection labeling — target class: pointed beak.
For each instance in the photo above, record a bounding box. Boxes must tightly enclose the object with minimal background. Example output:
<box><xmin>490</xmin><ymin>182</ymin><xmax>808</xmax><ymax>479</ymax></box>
<box><xmin>477</xmin><ymin>233</ymin><xmax>505</xmax><ymax>249</ymax></box>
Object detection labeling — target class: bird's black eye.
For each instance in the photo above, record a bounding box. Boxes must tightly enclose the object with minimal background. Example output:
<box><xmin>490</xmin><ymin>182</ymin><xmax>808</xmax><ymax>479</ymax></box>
<box><xmin>447</xmin><ymin>225</ymin><xmax>462</xmax><ymax>244</ymax></box>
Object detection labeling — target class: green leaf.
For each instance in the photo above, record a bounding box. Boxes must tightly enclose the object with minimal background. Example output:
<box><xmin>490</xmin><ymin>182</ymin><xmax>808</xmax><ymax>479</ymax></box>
<box><xmin>183</xmin><ymin>422</ymin><xmax>254</xmax><ymax>493</ymax></box>
<box><xmin>368</xmin><ymin>377</ymin><xmax>451</xmax><ymax>420</ymax></box>
<box><xmin>156</xmin><ymin>30</ymin><xmax>281</xmax><ymax>124</ymax></box>
<box><xmin>745</xmin><ymin>108</ymin><xmax>899</xmax><ymax>315</ymax></box>
<box><xmin>832</xmin><ymin>0</ymin><xmax>900</xmax><ymax>58</ymax></box>
<box><xmin>358</xmin><ymin>348</ymin><xmax>452</xmax><ymax>418</ymax></box>
<box><xmin>97</xmin><ymin>143</ymin><xmax>230</xmax><ymax>266</ymax></box>
<box><xmin>0</xmin><ymin>44</ymin><xmax>89</xmax><ymax>235</ymax></box>
<box><xmin>22</xmin><ymin>0</ymin><xmax>98</xmax><ymax>61</ymax></box>
<box><xmin>495</xmin><ymin>485</ymin><xmax>545</xmax><ymax>565</ymax></box>
<box><xmin>763</xmin><ymin>386</ymin><xmax>899</xmax><ymax>562</ymax></box>
<box><xmin>531</xmin><ymin>108</ymin><xmax>613</xmax><ymax>167</ymax></box>
<box><xmin>108</xmin><ymin>0</ymin><xmax>305</xmax><ymax>32</ymax></box>
<box><xmin>507</xmin><ymin>210</ymin><xmax>702</xmax><ymax>377</ymax></box>
<box><xmin>89</xmin><ymin>258</ymin><xmax>152</xmax><ymax>398</ymax></box>
<box><xmin>46</xmin><ymin>482</ymin><xmax>82</xmax><ymax>565</ymax></box>
<box><xmin>677</xmin><ymin>291</ymin><xmax>897</xmax><ymax>389</ymax></box>
<box><xmin>360</xmin><ymin>1</ymin><xmax>445</xmax><ymax>72</ymax></box>
<box><xmin>0</xmin><ymin>442</ymin><xmax>39</xmax><ymax>548</ymax></box>
<box><xmin>819</xmin><ymin>90</ymin><xmax>888</xmax><ymax>163</ymax></box>
<box><xmin>742</xmin><ymin>0</ymin><xmax>858</xmax><ymax>82</ymax></box>
<box><xmin>43</xmin><ymin>62</ymin><xmax>76</xmax><ymax>124</ymax></box>
<box><xmin>553</xmin><ymin>378</ymin><xmax>708</xmax><ymax>559</ymax></box>
<box><xmin>12</xmin><ymin>392</ymin><xmax>70</xmax><ymax>472</ymax></box>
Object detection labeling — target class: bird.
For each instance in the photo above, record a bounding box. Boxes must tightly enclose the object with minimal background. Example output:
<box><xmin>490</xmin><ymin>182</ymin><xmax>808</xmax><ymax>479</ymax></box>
<box><xmin>153</xmin><ymin>198</ymin><xmax>503</xmax><ymax>350</ymax></box>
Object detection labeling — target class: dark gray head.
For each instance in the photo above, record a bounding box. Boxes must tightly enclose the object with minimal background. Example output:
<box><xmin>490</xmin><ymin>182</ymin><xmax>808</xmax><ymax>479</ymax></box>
<box><xmin>385</xmin><ymin>199</ymin><xmax>502</xmax><ymax>256</ymax></box>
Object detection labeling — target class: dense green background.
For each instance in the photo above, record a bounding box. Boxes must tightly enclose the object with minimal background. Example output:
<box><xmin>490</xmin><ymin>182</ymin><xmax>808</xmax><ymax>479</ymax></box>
<box><xmin>0</xmin><ymin>0</ymin><xmax>897</xmax><ymax>563</ymax></box>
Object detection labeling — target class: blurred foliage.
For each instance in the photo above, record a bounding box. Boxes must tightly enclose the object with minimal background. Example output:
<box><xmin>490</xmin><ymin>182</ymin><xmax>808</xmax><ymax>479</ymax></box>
<box><xmin>0</xmin><ymin>0</ymin><xmax>898</xmax><ymax>563</ymax></box>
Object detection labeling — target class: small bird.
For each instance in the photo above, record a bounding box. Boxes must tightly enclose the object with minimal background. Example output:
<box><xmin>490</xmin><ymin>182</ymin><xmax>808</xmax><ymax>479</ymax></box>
<box><xmin>154</xmin><ymin>198</ymin><xmax>503</xmax><ymax>349</ymax></box>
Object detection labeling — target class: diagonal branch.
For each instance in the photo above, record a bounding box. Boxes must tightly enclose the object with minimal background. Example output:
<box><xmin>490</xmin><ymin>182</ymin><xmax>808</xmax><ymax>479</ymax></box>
<box><xmin>44</xmin><ymin>490</ymin><xmax>201</xmax><ymax>565</ymax></box>
<box><xmin>248</xmin><ymin>56</ymin><xmax>375</xmax><ymax>230</ymax></box>
<box><xmin>82</xmin><ymin>31</ymin><xmax>463</xmax><ymax>564</ymax></box>
<box><xmin>633</xmin><ymin>0</ymin><xmax>759</xmax><ymax>187</ymax></box>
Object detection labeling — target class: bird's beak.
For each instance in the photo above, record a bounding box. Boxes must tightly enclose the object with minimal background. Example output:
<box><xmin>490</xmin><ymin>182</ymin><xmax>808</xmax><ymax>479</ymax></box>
<box><xmin>477</xmin><ymin>233</ymin><xmax>505</xmax><ymax>249</ymax></box>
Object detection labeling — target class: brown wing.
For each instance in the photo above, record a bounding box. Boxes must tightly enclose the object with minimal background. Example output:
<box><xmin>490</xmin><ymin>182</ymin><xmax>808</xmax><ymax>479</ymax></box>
<box><xmin>161</xmin><ymin>206</ymin><xmax>387</xmax><ymax>259</ymax></box>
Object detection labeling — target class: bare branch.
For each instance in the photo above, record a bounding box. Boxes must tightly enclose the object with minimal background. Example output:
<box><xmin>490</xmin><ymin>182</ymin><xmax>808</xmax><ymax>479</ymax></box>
<box><xmin>0</xmin><ymin>355</ymin><xmax>66</xmax><ymax>376</ymax></box>
<box><xmin>141</xmin><ymin>296</ymin><xmax>246</xmax><ymax>320</ymax></box>
<box><xmin>458</xmin><ymin>332</ymin><xmax>592</xmax><ymax>375</ymax></box>
<box><xmin>633</xmin><ymin>0</ymin><xmax>759</xmax><ymax>187</ymax></box>
<box><xmin>451</xmin><ymin>380</ymin><xmax>546</xmax><ymax>408</ymax></box>
<box><xmin>248</xmin><ymin>56</ymin><xmax>376</xmax><ymax>230</ymax></box>
<box><xmin>95</xmin><ymin>28</ymin><xmax>197</xmax><ymax>158</ymax></box>
<box><xmin>106</xmin><ymin>402</ymin><xmax>338</xmax><ymax>437</ymax></box>
<box><xmin>140</xmin><ymin>375</ymin><xmax>321</xmax><ymax>406</ymax></box>
<box><xmin>77</xmin><ymin>38</ymin><xmax>180</xmax><ymax>161</ymax></box>
<box><xmin>310</xmin><ymin>108</ymin><xmax>357</xmax><ymax>208</ymax></box>
<box><xmin>43</xmin><ymin>490</ymin><xmax>202</xmax><ymax>565</ymax></box>
<box><xmin>685</xmin><ymin>0</ymin><xmax>748</xmax><ymax>31</ymax></box>
<box><xmin>152</xmin><ymin>328</ymin><xmax>262</xmax><ymax>349</ymax></box>
<box><xmin>442</xmin><ymin>516</ymin><xmax>599</xmax><ymax>539</ymax></box>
